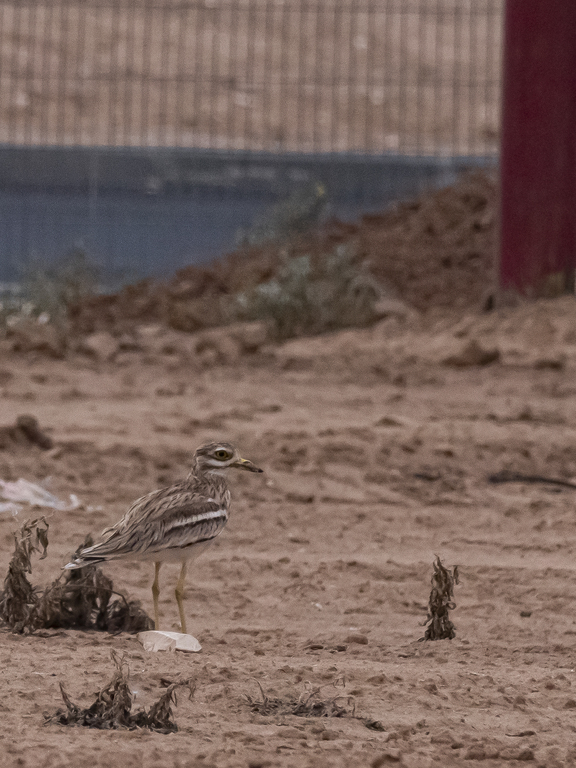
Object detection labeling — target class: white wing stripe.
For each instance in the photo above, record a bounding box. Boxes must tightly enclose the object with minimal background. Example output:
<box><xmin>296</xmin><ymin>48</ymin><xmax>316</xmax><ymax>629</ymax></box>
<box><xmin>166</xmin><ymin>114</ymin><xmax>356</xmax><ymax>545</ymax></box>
<box><xmin>165</xmin><ymin>509</ymin><xmax>228</xmax><ymax>531</ymax></box>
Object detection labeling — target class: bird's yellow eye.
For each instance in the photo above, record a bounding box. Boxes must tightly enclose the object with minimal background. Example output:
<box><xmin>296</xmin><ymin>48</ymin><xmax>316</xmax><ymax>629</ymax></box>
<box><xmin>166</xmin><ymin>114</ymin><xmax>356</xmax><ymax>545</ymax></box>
<box><xmin>214</xmin><ymin>449</ymin><xmax>230</xmax><ymax>461</ymax></box>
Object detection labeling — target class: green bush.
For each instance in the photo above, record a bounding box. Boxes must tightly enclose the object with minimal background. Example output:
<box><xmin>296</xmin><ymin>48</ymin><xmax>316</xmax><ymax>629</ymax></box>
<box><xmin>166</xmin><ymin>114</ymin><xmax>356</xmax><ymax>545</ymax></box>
<box><xmin>234</xmin><ymin>245</ymin><xmax>382</xmax><ymax>340</ymax></box>
<box><xmin>1</xmin><ymin>249</ymin><xmax>98</xmax><ymax>329</ymax></box>
<box><xmin>237</xmin><ymin>182</ymin><xmax>327</xmax><ymax>247</ymax></box>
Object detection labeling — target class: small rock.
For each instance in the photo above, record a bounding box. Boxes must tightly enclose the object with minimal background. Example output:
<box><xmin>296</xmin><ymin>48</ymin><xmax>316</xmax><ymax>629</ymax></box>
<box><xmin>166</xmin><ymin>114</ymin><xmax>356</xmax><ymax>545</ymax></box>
<box><xmin>117</xmin><ymin>332</ymin><xmax>141</xmax><ymax>351</ymax></box>
<box><xmin>167</xmin><ymin>297</ymin><xmax>223</xmax><ymax>333</ymax></box>
<box><xmin>193</xmin><ymin>327</ymin><xmax>243</xmax><ymax>365</ymax></box>
<box><xmin>137</xmin><ymin>323</ymin><xmax>164</xmax><ymax>338</ymax></box>
<box><xmin>135</xmin><ymin>326</ymin><xmax>190</xmax><ymax>359</ymax></box>
<box><xmin>273</xmin><ymin>336</ymin><xmax>322</xmax><ymax>370</ymax></box>
<box><xmin>433</xmin><ymin>443</ymin><xmax>455</xmax><ymax>457</ymax></box>
<box><xmin>463</xmin><ymin>745</ymin><xmax>486</xmax><ymax>760</ymax></box>
<box><xmin>442</xmin><ymin>339</ymin><xmax>500</xmax><ymax>367</ymax></box>
<box><xmin>276</xmin><ymin>727</ymin><xmax>303</xmax><ymax>740</ymax></box>
<box><xmin>533</xmin><ymin>354</ymin><xmax>565</xmax><ymax>370</ymax></box>
<box><xmin>372</xmin><ymin>749</ymin><xmax>402</xmax><ymax>766</ymax></box>
<box><xmin>227</xmin><ymin>321</ymin><xmax>269</xmax><ymax>352</ymax></box>
<box><xmin>286</xmin><ymin>492</ymin><xmax>315</xmax><ymax>503</ymax></box>
<box><xmin>8</xmin><ymin>319</ymin><xmax>66</xmax><ymax>358</ymax></box>
<box><xmin>499</xmin><ymin>747</ymin><xmax>534</xmax><ymax>761</ymax></box>
<box><xmin>345</xmin><ymin>633</ymin><xmax>369</xmax><ymax>645</ymax></box>
<box><xmin>79</xmin><ymin>331</ymin><xmax>119</xmax><ymax>362</ymax></box>
<box><xmin>375</xmin><ymin>416</ymin><xmax>404</xmax><ymax>427</ymax></box>
<box><xmin>373</xmin><ymin>296</ymin><xmax>414</xmax><ymax>321</ymax></box>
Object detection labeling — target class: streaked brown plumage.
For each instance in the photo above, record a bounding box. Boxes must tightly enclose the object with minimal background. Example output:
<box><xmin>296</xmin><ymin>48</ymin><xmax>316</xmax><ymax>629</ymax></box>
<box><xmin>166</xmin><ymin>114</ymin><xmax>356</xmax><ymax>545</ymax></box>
<box><xmin>65</xmin><ymin>442</ymin><xmax>263</xmax><ymax>633</ymax></box>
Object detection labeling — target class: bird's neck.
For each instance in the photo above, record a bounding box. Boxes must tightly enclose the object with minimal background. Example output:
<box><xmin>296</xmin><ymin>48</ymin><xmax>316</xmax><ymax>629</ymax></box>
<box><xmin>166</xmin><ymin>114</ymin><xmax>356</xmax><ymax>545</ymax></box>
<box><xmin>187</xmin><ymin>466</ymin><xmax>229</xmax><ymax>496</ymax></box>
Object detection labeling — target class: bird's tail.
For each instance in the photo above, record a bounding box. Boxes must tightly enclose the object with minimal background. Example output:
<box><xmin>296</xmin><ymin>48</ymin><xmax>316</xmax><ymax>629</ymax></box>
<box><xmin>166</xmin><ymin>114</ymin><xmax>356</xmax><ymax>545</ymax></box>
<box><xmin>63</xmin><ymin>535</ymin><xmax>113</xmax><ymax>570</ymax></box>
<box><xmin>63</xmin><ymin>554</ymin><xmax>106</xmax><ymax>570</ymax></box>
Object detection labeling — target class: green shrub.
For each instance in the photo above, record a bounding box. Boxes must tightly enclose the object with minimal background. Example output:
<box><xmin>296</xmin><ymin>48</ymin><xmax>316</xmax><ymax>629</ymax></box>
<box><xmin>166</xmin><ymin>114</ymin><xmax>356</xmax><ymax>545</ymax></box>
<box><xmin>23</xmin><ymin>249</ymin><xmax>98</xmax><ymax>318</ymax></box>
<box><xmin>237</xmin><ymin>182</ymin><xmax>327</xmax><ymax>247</ymax></box>
<box><xmin>1</xmin><ymin>249</ymin><xmax>98</xmax><ymax>329</ymax></box>
<box><xmin>234</xmin><ymin>245</ymin><xmax>382</xmax><ymax>340</ymax></box>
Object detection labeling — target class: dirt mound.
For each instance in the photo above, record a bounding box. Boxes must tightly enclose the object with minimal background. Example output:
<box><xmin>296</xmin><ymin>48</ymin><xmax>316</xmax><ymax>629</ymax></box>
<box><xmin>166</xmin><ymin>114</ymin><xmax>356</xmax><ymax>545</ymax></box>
<box><xmin>353</xmin><ymin>170</ymin><xmax>496</xmax><ymax>311</ymax></box>
<box><xmin>67</xmin><ymin>247</ymin><xmax>282</xmax><ymax>337</ymax></box>
<box><xmin>68</xmin><ymin>171</ymin><xmax>496</xmax><ymax>337</ymax></box>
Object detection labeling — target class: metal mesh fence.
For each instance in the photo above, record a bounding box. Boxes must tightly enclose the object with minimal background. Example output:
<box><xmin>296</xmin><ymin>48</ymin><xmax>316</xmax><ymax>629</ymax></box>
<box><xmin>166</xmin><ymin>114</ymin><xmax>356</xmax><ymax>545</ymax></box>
<box><xmin>0</xmin><ymin>0</ymin><xmax>503</xmax><ymax>156</ymax></box>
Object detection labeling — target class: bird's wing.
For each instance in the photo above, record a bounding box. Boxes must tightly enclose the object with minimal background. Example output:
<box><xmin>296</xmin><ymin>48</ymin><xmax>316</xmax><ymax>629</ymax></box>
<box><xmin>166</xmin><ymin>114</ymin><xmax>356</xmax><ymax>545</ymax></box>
<box><xmin>75</xmin><ymin>485</ymin><xmax>229</xmax><ymax>561</ymax></box>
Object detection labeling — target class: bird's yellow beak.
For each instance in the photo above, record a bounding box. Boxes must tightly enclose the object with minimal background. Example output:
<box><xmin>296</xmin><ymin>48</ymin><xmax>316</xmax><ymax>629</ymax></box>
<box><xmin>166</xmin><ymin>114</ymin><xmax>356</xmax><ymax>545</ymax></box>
<box><xmin>232</xmin><ymin>457</ymin><xmax>263</xmax><ymax>473</ymax></box>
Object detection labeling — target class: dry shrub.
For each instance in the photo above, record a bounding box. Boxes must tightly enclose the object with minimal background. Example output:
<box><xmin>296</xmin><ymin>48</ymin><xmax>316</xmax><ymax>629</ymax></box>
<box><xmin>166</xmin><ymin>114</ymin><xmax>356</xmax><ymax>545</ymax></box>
<box><xmin>246</xmin><ymin>679</ymin><xmax>385</xmax><ymax>731</ymax></box>
<box><xmin>0</xmin><ymin>523</ymin><xmax>152</xmax><ymax>634</ymax></box>
<box><xmin>246</xmin><ymin>679</ymin><xmax>354</xmax><ymax>718</ymax></box>
<box><xmin>421</xmin><ymin>556</ymin><xmax>459</xmax><ymax>641</ymax></box>
<box><xmin>46</xmin><ymin>651</ymin><xmax>194</xmax><ymax>733</ymax></box>
<box><xmin>0</xmin><ymin>517</ymin><xmax>49</xmax><ymax>632</ymax></box>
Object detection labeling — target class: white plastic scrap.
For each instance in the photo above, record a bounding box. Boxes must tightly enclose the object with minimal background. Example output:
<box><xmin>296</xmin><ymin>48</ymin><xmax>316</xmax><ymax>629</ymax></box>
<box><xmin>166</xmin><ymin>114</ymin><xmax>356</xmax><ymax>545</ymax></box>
<box><xmin>0</xmin><ymin>479</ymin><xmax>80</xmax><ymax>515</ymax></box>
<box><xmin>137</xmin><ymin>631</ymin><xmax>202</xmax><ymax>653</ymax></box>
<box><xmin>0</xmin><ymin>502</ymin><xmax>20</xmax><ymax>517</ymax></box>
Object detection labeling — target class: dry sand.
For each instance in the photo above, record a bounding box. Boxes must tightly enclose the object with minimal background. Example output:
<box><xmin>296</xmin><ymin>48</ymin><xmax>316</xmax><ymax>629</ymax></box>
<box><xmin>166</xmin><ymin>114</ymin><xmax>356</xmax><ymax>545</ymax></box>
<box><xmin>2</xmin><ymin>296</ymin><xmax>576</xmax><ymax>766</ymax></box>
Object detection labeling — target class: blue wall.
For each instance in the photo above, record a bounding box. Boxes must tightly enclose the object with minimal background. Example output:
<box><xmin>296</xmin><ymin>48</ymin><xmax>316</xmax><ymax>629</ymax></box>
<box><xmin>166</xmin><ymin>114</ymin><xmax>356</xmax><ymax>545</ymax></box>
<box><xmin>0</xmin><ymin>146</ymin><xmax>495</xmax><ymax>284</ymax></box>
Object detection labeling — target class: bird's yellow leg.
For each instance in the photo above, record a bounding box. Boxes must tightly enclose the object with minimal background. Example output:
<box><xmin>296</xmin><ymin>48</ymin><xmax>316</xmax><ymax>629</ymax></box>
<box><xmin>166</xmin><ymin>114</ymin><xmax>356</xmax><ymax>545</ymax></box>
<box><xmin>175</xmin><ymin>561</ymin><xmax>188</xmax><ymax>634</ymax></box>
<box><xmin>152</xmin><ymin>561</ymin><xmax>162</xmax><ymax>630</ymax></box>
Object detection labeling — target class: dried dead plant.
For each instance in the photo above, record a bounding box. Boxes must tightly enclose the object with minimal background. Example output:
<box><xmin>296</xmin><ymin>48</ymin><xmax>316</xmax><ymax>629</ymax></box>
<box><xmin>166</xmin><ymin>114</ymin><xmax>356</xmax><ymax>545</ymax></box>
<box><xmin>0</xmin><ymin>525</ymin><xmax>152</xmax><ymax>634</ymax></box>
<box><xmin>36</xmin><ymin>535</ymin><xmax>153</xmax><ymax>633</ymax></box>
<box><xmin>421</xmin><ymin>556</ymin><xmax>459</xmax><ymax>641</ymax></box>
<box><xmin>0</xmin><ymin>517</ymin><xmax>49</xmax><ymax>632</ymax></box>
<box><xmin>246</xmin><ymin>678</ymin><xmax>354</xmax><ymax>719</ymax></box>
<box><xmin>46</xmin><ymin>651</ymin><xmax>195</xmax><ymax>733</ymax></box>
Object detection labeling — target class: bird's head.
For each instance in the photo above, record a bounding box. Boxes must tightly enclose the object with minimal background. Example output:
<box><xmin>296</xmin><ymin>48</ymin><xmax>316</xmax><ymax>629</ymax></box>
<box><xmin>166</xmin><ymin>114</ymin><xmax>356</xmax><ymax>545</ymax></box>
<box><xmin>193</xmin><ymin>442</ymin><xmax>263</xmax><ymax>476</ymax></box>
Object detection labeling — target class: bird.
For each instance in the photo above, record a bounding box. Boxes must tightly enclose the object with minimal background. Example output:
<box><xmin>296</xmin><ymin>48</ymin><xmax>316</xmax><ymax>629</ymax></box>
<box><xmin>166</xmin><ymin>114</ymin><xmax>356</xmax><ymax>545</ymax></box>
<box><xmin>64</xmin><ymin>442</ymin><xmax>263</xmax><ymax>634</ymax></box>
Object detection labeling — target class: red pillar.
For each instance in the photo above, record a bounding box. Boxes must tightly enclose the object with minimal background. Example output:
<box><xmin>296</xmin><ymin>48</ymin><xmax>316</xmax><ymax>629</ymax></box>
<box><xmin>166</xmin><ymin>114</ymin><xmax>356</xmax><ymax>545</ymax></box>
<box><xmin>499</xmin><ymin>0</ymin><xmax>576</xmax><ymax>296</ymax></box>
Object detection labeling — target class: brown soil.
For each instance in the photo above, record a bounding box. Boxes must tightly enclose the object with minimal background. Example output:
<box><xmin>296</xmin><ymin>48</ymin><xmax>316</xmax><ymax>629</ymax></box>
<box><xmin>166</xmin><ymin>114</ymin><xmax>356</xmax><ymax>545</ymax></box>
<box><xmin>2</xmin><ymin>294</ymin><xmax>576</xmax><ymax>767</ymax></box>
<box><xmin>69</xmin><ymin>170</ymin><xmax>497</xmax><ymax>338</ymax></box>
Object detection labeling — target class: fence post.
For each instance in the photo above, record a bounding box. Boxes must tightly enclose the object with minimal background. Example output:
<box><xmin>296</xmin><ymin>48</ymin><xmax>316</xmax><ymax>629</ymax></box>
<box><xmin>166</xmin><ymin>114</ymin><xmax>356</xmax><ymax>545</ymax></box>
<box><xmin>498</xmin><ymin>0</ymin><xmax>576</xmax><ymax>297</ymax></box>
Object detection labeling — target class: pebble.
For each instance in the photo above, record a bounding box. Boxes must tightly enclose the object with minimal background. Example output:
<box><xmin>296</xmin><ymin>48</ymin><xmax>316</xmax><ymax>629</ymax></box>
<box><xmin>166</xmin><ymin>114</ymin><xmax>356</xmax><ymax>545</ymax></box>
<box><xmin>345</xmin><ymin>633</ymin><xmax>369</xmax><ymax>645</ymax></box>
<box><xmin>371</xmin><ymin>749</ymin><xmax>402</xmax><ymax>766</ymax></box>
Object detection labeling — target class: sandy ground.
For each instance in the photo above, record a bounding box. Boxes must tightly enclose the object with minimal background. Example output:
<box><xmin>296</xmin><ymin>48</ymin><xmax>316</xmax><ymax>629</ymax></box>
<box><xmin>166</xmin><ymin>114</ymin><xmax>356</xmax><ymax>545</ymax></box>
<box><xmin>2</xmin><ymin>298</ymin><xmax>576</xmax><ymax>766</ymax></box>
